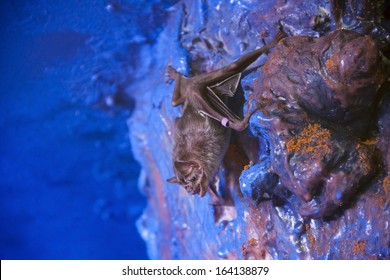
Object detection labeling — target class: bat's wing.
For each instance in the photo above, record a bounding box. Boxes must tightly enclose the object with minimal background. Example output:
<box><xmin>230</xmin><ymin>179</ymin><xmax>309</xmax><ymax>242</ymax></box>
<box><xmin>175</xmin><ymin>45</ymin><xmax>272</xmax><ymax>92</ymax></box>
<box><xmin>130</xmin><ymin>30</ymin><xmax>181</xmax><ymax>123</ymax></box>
<box><xmin>199</xmin><ymin>85</ymin><xmax>241</xmax><ymax>122</ymax></box>
<box><xmin>196</xmin><ymin>73</ymin><xmax>252</xmax><ymax>130</ymax></box>
<box><xmin>207</xmin><ymin>73</ymin><xmax>241</xmax><ymax>97</ymax></box>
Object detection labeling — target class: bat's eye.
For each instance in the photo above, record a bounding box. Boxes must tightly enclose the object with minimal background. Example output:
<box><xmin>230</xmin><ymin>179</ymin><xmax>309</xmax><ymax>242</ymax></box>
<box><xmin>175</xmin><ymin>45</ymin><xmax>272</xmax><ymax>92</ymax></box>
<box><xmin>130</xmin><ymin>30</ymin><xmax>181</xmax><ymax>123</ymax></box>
<box><xmin>190</xmin><ymin>176</ymin><xmax>197</xmax><ymax>182</ymax></box>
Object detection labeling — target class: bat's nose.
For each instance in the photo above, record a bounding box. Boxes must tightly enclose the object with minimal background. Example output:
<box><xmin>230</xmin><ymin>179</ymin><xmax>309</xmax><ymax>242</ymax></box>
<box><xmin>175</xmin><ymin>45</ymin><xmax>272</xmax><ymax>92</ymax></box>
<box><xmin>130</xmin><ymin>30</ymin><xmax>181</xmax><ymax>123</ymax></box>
<box><xmin>184</xmin><ymin>185</ymin><xmax>199</xmax><ymax>195</ymax></box>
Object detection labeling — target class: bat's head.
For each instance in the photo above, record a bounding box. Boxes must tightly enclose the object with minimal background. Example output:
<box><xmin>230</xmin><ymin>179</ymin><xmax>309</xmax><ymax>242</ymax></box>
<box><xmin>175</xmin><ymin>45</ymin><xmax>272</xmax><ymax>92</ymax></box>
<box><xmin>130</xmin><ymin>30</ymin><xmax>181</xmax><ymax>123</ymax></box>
<box><xmin>167</xmin><ymin>160</ymin><xmax>208</xmax><ymax>197</ymax></box>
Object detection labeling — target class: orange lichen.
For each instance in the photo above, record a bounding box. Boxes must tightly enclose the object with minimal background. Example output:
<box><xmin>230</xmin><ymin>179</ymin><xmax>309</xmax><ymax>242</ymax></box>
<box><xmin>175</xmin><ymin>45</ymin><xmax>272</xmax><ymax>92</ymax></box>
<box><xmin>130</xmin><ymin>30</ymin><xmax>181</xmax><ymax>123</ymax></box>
<box><xmin>356</xmin><ymin>144</ymin><xmax>372</xmax><ymax>174</ymax></box>
<box><xmin>243</xmin><ymin>161</ymin><xmax>253</xmax><ymax>171</ymax></box>
<box><xmin>240</xmin><ymin>238</ymin><xmax>259</xmax><ymax>257</ymax></box>
<box><xmin>305</xmin><ymin>224</ymin><xmax>316</xmax><ymax>247</ymax></box>
<box><xmin>287</xmin><ymin>123</ymin><xmax>331</xmax><ymax>158</ymax></box>
<box><xmin>242</xmin><ymin>204</ymin><xmax>273</xmax><ymax>259</ymax></box>
<box><xmin>361</xmin><ymin>138</ymin><xmax>377</xmax><ymax>146</ymax></box>
<box><xmin>325</xmin><ymin>58</ymin><xmax>335</xmax><ymax>71</ymax></box>
<box><xmin>353</xmin><ymin>240</ymin><xmax>366</xmax><ymax>254</ymax></box>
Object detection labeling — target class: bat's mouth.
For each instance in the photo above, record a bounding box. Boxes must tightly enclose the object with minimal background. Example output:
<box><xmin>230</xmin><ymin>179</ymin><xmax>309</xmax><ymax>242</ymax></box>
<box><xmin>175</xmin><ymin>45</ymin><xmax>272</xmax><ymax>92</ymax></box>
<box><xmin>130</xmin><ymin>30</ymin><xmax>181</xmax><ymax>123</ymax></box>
<box><xmin>183</xmin><ymin>184</ymin><xmax>201</xmax><ymax>195</ymax></box>
<box><xmin>183</xmin><ymin>181</ymin><xmax>208</xmax><ymax>197</ymax></box>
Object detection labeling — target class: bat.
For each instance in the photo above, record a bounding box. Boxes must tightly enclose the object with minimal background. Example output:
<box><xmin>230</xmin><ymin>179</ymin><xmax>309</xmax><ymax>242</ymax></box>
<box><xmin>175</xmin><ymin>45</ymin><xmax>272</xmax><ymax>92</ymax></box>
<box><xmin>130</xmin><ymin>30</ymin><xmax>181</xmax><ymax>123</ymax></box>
<box><xmin>166</xmin><ymin>30</ymin><xmax>286</xmax><ymax>204</ymax></box>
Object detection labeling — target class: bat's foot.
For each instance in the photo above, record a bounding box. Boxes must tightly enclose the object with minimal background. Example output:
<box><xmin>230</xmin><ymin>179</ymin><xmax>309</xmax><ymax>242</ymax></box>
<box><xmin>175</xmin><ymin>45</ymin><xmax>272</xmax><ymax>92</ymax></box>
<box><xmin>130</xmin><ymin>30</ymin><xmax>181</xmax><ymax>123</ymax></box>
<box><xmin>260</xmin><ymin>27</ymin><xmax>287</xmax><ymax>53</ymax></box>
<box><xmin>165</xmin><ymin>65</ymin><xmax>179</xmax><ymax>84</ymax></box>
<box><xmin>270</xmin><ymin>28</ymin><xmax>288</xmax><ymax>47</ymax></box>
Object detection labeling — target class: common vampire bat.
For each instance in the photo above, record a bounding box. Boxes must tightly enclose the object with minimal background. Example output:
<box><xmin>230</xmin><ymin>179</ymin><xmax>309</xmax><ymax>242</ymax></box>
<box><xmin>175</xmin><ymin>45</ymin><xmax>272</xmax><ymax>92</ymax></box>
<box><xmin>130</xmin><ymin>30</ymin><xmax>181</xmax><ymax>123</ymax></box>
<box><xmin>166</xmin><ymin>30</ymin><xmax>286</xmax><ymax>203</ymax></box>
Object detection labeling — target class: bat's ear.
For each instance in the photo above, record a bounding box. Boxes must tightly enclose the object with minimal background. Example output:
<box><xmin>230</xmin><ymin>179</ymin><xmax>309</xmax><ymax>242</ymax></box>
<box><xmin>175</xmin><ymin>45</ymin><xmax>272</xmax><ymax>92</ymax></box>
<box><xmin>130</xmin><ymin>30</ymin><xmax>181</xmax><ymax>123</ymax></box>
<box><xmin>167</xmin><ymin>177</ymin><xmax>179</xmax><ymax>184</ymax></box>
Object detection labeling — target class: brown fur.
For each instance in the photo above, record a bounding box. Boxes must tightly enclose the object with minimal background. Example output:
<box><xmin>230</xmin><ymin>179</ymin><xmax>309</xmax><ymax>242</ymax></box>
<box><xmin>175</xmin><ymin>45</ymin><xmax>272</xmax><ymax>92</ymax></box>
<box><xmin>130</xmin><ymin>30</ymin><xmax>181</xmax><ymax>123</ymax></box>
<box><xmin>166</xmin><ymin>30</ymin><xmax>287</xmax><ymax>202</ymax></box>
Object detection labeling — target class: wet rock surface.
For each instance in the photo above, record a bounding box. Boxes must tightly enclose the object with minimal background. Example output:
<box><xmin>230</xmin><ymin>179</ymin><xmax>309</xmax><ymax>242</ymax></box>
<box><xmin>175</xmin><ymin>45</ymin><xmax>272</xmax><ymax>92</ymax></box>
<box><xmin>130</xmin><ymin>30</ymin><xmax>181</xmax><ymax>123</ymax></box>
<box><xmin>251</xmin><ymin>29</ymin><xmax>386</xmax><ymax>219</ymax></box>
<box><xmin>130</xmin><ymin>0</ymin><xmax>390</xmax><ymax>259</ymax></box>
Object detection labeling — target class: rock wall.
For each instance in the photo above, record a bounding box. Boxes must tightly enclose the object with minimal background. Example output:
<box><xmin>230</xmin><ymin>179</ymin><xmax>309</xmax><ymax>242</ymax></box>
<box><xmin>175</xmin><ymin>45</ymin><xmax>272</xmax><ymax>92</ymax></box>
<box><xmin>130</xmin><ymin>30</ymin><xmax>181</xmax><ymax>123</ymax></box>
<box><xmin>129</xmin><ymin>0</ymin><xmax>390</xmax><ymax>259</ymax></box>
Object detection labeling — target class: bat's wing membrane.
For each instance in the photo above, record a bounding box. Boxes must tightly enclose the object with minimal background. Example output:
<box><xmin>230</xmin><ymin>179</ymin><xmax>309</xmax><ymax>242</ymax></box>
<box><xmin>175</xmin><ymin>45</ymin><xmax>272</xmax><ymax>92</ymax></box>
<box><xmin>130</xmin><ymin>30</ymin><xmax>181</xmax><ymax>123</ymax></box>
<box><xmin>207</xmin><ymin>73</ymin><xmax>241</xmax><ymax>97</ymax></box>
<box><xmin>200</xmin><ymin>77</ymin><xmax>242</xmax><ymax>122</ymax></box>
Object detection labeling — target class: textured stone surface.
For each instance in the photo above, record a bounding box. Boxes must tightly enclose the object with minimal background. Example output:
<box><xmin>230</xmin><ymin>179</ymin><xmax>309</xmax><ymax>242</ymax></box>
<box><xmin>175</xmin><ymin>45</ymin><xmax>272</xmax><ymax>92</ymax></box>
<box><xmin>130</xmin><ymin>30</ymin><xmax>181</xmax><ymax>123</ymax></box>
<box><xmin>129</xmin><ymin>0</ymin><xmax>390</xmax><ymax>259</ymax></box>
<box><xmin>250</xmin><ymin>29</ymin><xmax>386</xmax><ymax>218</ymax></box>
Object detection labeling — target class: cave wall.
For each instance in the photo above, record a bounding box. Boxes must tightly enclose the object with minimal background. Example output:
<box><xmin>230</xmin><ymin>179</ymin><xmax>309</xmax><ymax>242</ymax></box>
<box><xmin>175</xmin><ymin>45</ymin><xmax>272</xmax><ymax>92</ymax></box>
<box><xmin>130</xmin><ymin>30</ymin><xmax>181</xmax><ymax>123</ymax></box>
<box><xmin>129</xmin><ymin>0</ymin><xmax>390</xmax><ymax>259</ymax></box>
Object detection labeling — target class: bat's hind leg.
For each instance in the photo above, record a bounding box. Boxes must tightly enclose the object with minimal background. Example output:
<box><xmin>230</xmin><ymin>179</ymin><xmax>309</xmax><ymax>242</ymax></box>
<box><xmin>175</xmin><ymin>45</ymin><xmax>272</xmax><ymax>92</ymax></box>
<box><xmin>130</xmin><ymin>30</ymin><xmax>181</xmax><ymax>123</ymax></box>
<box><xmin>223</xmin><ymin>99</ymin><xmax>254</xmax><ymax>131</ymax></box>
